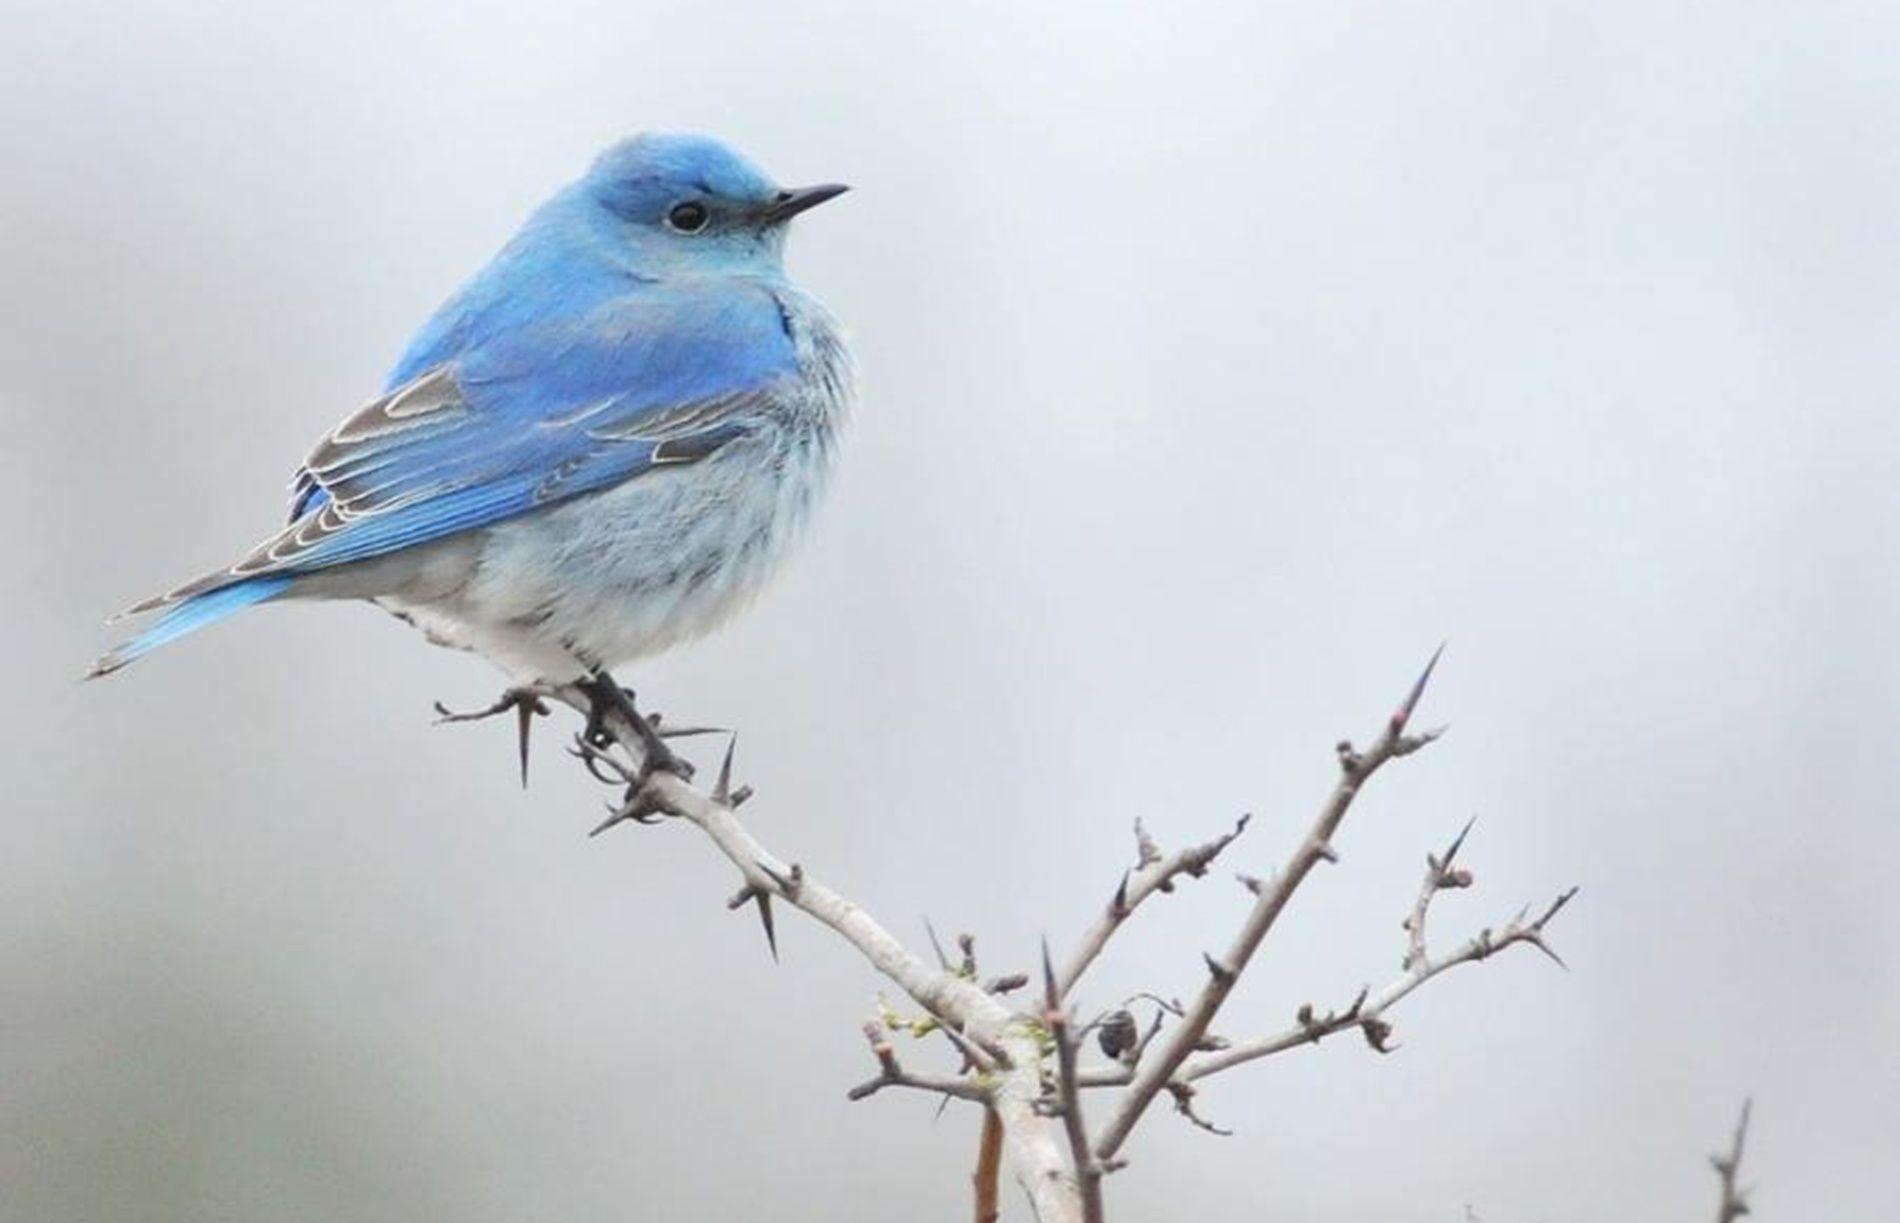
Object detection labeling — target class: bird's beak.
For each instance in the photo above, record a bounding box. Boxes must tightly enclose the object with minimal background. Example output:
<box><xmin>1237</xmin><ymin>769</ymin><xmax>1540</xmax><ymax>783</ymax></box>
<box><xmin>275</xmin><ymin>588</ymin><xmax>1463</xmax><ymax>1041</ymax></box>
<box><xmin>762</xmin><ymin>183</ymin><xmax>850</xmax><ymax>223</ymax></box>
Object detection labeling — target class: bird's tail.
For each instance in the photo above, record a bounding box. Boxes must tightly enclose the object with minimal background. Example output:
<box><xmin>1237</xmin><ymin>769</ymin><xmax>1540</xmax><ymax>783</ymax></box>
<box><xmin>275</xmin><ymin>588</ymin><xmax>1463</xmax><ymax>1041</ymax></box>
<box><xmin>86</xmin><ymin>575</ymin><xmax>293</xmax><ymax>679</ymax></box>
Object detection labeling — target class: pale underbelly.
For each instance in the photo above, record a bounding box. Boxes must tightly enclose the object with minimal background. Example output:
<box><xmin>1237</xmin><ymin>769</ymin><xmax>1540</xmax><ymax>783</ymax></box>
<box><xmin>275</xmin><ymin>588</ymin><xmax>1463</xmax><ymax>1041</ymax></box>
<box><xmin>374</xmin><ymin>435</ymin><xmax>830</xmax><ymax>681</ymax></box>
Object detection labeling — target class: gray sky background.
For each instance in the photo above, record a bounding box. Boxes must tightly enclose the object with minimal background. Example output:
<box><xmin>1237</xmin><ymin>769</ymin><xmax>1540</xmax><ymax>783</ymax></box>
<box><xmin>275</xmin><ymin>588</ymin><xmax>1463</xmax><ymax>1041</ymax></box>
<box><xmin>3</xmin><ymin>2</ymin><xmax>1896</xmax><ymax>1220</ymax></box>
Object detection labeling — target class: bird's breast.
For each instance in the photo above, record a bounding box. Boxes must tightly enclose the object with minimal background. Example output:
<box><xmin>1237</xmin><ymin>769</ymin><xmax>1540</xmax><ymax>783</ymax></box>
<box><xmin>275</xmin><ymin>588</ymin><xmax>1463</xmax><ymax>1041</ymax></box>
<box><xmin>768</xmin><ymin>283</ymin><xmax>857</xmax><ymax>435</ymax></box>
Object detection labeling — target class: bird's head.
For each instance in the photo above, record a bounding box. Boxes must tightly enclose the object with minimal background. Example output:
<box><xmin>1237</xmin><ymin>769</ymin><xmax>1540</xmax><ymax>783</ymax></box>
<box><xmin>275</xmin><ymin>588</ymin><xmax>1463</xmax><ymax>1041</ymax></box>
<box><xmin>580</xmin><ymin>133</ymin><xmax>847</xmax><ymax>273</ymax></box>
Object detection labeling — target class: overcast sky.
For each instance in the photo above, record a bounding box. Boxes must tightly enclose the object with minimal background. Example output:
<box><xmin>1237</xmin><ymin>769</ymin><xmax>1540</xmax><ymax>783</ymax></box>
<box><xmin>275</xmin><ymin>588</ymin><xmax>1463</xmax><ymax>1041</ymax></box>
<box><xmin>3</xmin><ymin>3</ymin><xmax>1896</xmax><ymax>1220</ymax></box>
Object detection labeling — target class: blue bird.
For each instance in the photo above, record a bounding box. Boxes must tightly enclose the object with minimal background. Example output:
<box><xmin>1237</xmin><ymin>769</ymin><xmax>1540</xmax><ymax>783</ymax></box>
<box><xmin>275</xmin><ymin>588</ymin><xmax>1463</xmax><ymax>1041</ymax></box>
<box><xmin>91</xmin><ymin>133</ymin><xmax>854</xmax><ymax>769</ymax></box>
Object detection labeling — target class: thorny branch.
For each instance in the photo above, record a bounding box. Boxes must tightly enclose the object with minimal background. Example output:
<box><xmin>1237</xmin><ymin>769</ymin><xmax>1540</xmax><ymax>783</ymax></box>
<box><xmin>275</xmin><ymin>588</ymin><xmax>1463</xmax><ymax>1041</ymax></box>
<box><xmin>1712</xmin><ymin>1099</ymin><xmax>1753</xmax><ymax>1223</ymax></box>
<box><xmin>848</xmin><ymin>1021</ymin><xmax>990</xmax><ymax>1103</ymax></box>
<box><xmin>1042</xmin><ymin>941</ymin><xmax>1105</xmax><ymax>1223</ymax></box>
<box><xmin>464</xmin><ymin>649</ymin><xmax>1576</xmax><ymax>1221</ymax></box>
<box><xmin>1090</xmin><ymin>647</ymin><xmax>1454</xmax><ymax>1162</ymax></box>
<box><xmin>1054</xmin><ymin>815</ymin><xmax>1251</xmax><ymax>999</ymax></box>
<box><xmin>554</xmin><ymin>687</ymin><xmax>1084</xmax><ymax>1223</ymax></box>
<box><xmin>1181</xmin><ymin>835</ymin><xmax>1577</xmax><ymax>1082</ymax></box>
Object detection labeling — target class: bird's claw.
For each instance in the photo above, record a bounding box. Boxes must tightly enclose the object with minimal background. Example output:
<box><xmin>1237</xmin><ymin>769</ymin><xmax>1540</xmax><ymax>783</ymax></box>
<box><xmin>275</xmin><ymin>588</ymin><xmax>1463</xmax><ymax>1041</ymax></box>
<box><xmin>579</xmin><ymin>672</ymin><xmax>695</xmax><ymax>783</ymax></box>
<box><xmin>434</xmin><ymin>685</ymin><xmax>552</xmax><ymax>787</ymax></box>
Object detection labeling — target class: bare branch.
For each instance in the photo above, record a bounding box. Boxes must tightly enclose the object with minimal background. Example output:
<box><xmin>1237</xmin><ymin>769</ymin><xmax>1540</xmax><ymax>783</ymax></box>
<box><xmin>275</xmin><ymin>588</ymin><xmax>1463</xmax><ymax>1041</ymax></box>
<box><xmin>556</xmin><ymin>685</ymin><xmax>1083</xmax><ymax>1223</ymax></box>
<box><xmin>1043</xmin><ymin>941</ymin><xmax>1106</xmax><ymax>1223</ymax></box>
<box><xmin>1055</xmin><ymin>815</ymin><xmax>1250</xmax><ymax>998</ymax></box>
<box><xmin>1184</xmin><ymin>875</ymin><xmax>1576</xmax><ymax>1082</ymax></box>
<box><xmin>1092</xmin><ymin>646</ymin><xmax>1447</xmax><ymax>1163</ymax></box>
<box><xmin>1074</xmin><ymin>1065</ymin><xmax>1134</xmax><ymax>1089</ymax></box>
<box><xmin>846</xmin><ymin>1020</ymin><xmax>989</xmax><ymax>1103</ymax></box>
<box><xmin>1711</xmin><ymin>1099</ymin><xmax>1754</xmax><ymax>1223</ymax></box>
<box><xmin>1165</xmin><ymin>1081</ymin><xmax>1232</xmax><ymax>1137</ymax></box>
<box><xmin>1403</xmin><ymin>816</ymin><xmax>1476</xmax><ymax>972</ymax></box>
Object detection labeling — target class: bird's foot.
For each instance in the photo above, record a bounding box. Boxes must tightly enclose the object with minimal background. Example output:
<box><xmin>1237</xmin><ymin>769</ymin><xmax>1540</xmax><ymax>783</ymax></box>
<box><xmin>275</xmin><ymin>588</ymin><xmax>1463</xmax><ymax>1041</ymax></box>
<box><xmin>578</xmin><ymin>672</ymin><xmax>696</xmax><ymax>784</ymax></box>
<box><xmin>434</xmin><ymin>685</ymin><xmax>553</xmax><ymax>787</ymax></box>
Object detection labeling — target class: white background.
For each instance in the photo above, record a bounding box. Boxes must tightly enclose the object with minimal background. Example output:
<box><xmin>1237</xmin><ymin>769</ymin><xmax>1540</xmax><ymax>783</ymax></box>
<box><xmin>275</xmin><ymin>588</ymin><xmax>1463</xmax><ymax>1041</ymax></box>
<box><xmin>4</xmin><ymin>3</ymin><xmax>1896</xmax><ymax>1219</ymax></box>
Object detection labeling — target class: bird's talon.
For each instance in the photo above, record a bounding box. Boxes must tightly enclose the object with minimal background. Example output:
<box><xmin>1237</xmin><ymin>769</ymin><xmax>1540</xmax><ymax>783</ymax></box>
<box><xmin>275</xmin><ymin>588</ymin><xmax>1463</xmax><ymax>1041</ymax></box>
<box><xmin>580</xmin><ymin>670</ymin><xmax>695</xmax><ymax>781</ymax></box>
<box><xmin>434</xmin><ymin>685</ymin><xmax>552</xmax><ymax>786</ymax></box>
<box><xmin>433</xmin><ymin>686</ymin><xmax>547</xmax><ymax>724</ymax></box>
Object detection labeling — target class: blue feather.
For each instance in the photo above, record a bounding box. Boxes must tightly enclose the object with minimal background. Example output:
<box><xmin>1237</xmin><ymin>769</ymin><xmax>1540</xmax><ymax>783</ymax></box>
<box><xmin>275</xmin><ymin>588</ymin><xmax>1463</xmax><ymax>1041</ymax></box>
<box><xmin>96</xmin><ymin>132</ymin><xmax>848</xmax><ymax>678</ymax></box>
<box><xmin>89</xmin><ymin>576</ymin><xmax>292</xmax><ymax>677</ymax></box>
<box><xmin>266</xmin><ymin>284</ymin><xmax>795</xmax><ymax>570</ymax></box>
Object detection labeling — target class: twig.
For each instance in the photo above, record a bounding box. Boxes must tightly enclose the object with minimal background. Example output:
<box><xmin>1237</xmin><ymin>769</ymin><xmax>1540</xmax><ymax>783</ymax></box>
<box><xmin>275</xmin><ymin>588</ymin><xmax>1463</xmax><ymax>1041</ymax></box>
<box><xmin>846</xmin><ymin>1021</ymin><xmax>989</xmax><ymax>1103</ymax></box>
<box><xmin>1043</xmin><ymin>941</ymin><xmax>1105</xmax><ymax>1223</ymax></box>
<box><xmin>1404</xmin><ymin>816</ymin><xmax>1475</xmax><ymax>971</ymax></box>
<box><xmin>1711</xmin><ymin>1099</ymin><xmax>1753</xmax><ymax>1223</ymax></box>
<box><xmin>1055</xmin><ymin>815</ymin><xmax>1250</xmax><ymax>998</ymax></box>
<box><xmin>1183</xmin><ymin>883</ymin><xmax>1576</xmax><ymax>1080</ymax></box>
<box><xmin>1092</xmin><ymin>646</ymin><xmax>1447</xmax><ymax>1163</ymax></box>
<box><xmin>1165</xmin><ymin>1081</ymin><xmax>1231</xmax><ymax>1136</ymax></box>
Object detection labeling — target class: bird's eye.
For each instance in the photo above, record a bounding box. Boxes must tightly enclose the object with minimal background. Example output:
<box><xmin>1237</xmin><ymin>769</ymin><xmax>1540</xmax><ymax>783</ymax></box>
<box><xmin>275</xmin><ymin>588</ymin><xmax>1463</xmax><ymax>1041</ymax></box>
<box><xmin>666</xmin><ymin>202</ymin><xmax>710</xmax><ymax>233</ymax></box>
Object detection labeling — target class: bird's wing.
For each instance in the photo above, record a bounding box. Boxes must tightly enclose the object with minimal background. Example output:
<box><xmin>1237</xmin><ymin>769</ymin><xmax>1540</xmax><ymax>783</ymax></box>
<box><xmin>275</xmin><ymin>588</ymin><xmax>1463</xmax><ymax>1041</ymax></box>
<box><xmin>124</xmin><ymin>284</ymin><xmax>795</xmax><ymax>616</ymax></box>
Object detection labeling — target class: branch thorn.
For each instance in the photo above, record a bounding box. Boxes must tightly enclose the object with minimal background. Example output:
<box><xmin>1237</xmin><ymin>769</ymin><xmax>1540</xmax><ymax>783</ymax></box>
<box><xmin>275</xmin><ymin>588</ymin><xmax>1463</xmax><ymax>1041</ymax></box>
<box><xmin>726</xmin><ymin>883</ymin><xmax>779</xmax><ymax>961</ymax></box>
<box><xmin>1392</xmin><ymin>640</ymin><xmax>1446</xmax><ymax>734</ymax></box>
<box><xmin>712</xmin><ymin>733</ymin><xmax>738</xmax><ymax>805</ymax></box>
